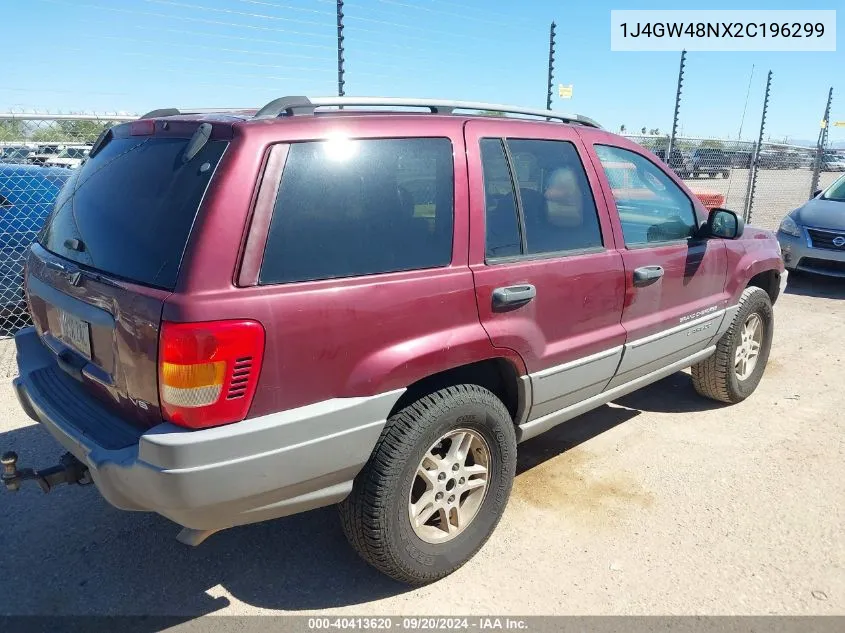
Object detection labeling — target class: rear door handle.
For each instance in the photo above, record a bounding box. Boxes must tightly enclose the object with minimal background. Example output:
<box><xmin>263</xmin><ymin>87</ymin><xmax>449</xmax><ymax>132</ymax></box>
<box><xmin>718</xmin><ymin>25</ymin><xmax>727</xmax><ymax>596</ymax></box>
<box><xmin>492</xmin><ymin>284</ymin><xmax>536</xmax><ymax>310</ymax></box>
<box><xmin>632</xmin><ymin>265</ymin><xmax>665</xmax><ymax>287</ymax></box>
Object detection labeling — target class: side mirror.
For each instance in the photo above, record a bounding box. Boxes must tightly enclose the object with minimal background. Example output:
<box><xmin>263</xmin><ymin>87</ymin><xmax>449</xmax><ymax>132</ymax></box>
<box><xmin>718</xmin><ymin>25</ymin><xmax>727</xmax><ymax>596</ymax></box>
<box><xmin>812</xmin><ymin>189</ymin><xmax>822</xmax><ymax>199</ymax></box>
<box><xmin>704</xmin><ymin>208</ymin><xmax>744</xmax><ymax>239</ymax></box>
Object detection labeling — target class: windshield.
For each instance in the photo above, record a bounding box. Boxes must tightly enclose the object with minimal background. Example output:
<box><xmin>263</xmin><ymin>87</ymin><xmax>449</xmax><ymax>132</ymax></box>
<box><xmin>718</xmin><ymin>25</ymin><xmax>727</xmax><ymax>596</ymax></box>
<box><xmin>39</xmin><ymin>134</ymin><xmax>227</xmax><ymax>290</ymax></box>
<box><xmin>822</xmin><ymin>174</ymin><xmax>845</xmax><ymax>202</ymax></box>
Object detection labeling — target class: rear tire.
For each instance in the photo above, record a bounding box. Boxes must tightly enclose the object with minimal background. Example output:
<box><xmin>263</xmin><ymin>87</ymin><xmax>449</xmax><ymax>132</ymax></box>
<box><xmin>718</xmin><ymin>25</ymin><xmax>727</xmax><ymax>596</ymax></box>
<box><xmin>691</xmin><ymin>286</ymin><xmax>773</xmax><ymax>404</ymax></box>
<box><xmin>339</xmin><ymin>384</ymin><xmax>517</xmax><ymax>585</ymax></box>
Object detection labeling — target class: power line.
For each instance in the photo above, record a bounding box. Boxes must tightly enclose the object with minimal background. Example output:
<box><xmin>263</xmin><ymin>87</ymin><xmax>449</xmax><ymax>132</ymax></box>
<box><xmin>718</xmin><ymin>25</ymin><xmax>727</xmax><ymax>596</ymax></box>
<box><xmin>27</xmin><ymin>0</ymin><xmax>336</xmax><ymax>39</ymax></box>
<box><xmin>343</xmin><ymin>23</ymin><xmax>486</xmax><ymax>46</ymax></box>
<box><xmin>370</xmin><ymin>0</ymin><xmax>529</xmax><ymax>29</ymax></box>
<box><xmin>411</xmin><ymin>0</ymin><xmax>536</xmax><ymax>24</ymax></box>
<box><xmin>141</xmin><ymin>0</ymin><xmax>333</xmax><ymax>29</ymax></box>
<box><xmin>89</xmin><ymin>33</ymin><xmax>336</xmax><ymax>63</ymax></box>
<box><xmin>343</xmin><ymin>13</ymin><xmax>493</xmax><ymax>41</ymax></box>
<box><xmin>61</xmin><ymin>46</ymin><xmax>394</xmax><ymax>79</ymax></box>
<box><xmin>227</xmin><ymin>0</ymin><xmax>335</xmax><ymax>17</ymax></box>
<box><xmin>69</xmin><ymin>17</ymin><xmax>454</xmax><ymax>70</ymax></box>
<box><xmin>75</xmin><ymin>18</ymin><xmax>336</xmax><ymax>50</ymax></box>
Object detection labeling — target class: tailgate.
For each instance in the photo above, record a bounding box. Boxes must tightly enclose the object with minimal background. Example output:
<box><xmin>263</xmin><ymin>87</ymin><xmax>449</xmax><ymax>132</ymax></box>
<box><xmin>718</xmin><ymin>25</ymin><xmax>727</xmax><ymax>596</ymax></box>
<box><xmin>23</xmin><ymin>119</ymin><xmax>230</xmax><ymax>428</ymax></box>
<box><xmin>26</xmin><ymin>244</ymin><xmax>169</xmax><ymax>428</ymax></box>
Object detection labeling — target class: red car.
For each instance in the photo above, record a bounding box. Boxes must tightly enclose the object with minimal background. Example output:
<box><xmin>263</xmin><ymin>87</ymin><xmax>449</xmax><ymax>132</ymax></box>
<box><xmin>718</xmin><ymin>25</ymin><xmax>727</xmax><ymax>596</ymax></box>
<box><xmin>3</xmin><ymin>97</ymin><xmax>783</xmax><ymax>585</ymax></box>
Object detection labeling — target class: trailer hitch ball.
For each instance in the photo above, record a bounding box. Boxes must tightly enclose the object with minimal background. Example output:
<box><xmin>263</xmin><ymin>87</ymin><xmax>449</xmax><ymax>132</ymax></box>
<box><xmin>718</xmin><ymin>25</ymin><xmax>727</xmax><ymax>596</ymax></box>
<box><xmin>2</xmin><ymin>452</ymin><xmax>21</xmax><ymax>492</ymax></box>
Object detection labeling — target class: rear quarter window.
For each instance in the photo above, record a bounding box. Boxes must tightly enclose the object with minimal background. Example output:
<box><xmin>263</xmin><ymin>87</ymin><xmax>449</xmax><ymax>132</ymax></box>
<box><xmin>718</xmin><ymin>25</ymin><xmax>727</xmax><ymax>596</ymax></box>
<box><xmin>259</xmin><ymin>137</ymin><xmax>454</xmax><ymax>284</ymax></box>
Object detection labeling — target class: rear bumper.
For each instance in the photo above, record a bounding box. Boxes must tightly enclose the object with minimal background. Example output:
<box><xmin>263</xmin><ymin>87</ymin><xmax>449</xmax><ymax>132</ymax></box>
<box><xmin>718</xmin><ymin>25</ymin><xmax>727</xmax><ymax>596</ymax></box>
<box><xmin>13</xmin><ymin>327</ymin><xmax>401</xmax><ymax>531</ymax></box>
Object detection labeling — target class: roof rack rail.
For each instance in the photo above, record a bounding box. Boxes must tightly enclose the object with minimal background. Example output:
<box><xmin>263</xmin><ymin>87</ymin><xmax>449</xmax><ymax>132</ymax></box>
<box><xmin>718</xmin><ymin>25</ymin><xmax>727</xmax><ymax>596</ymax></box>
<box><xmin>252</xmin><ymin>96</ymin><xmax>601</xmax><ymax>128</ymax></box>
<box><xmin>139</xmin><ymin>107</ymin><xmax>253</xmax><ymax>119</ymax></box>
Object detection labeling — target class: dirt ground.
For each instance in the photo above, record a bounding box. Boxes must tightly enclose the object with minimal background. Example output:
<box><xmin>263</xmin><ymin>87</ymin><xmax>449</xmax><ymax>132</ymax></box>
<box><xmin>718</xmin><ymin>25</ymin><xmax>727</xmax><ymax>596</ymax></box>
<box><xmin>0</xmin><ymin>272</ymin><xmax>842</xmax><ymax>617</ymax></box>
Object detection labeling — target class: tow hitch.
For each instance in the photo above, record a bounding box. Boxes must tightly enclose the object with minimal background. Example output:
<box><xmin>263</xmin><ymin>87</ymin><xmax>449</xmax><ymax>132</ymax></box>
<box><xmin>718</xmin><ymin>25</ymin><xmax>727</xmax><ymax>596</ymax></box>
<box><xmin>1</xmin><ymin>451</ymin><xmax>92</xmax><ymax>493</ymax></box>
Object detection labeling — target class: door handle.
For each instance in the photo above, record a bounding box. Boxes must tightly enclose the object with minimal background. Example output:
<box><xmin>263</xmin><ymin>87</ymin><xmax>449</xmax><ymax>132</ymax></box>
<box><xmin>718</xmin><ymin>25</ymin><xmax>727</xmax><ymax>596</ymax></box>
<box><xmin>492</xmin><ymin>284</ymin><xmax>536</xmax><ymax>310</ymax></box>
<box><xmin>632</xmin><ymin>265</ymin><xmax>665</xmax><ymax>287</ymax></box>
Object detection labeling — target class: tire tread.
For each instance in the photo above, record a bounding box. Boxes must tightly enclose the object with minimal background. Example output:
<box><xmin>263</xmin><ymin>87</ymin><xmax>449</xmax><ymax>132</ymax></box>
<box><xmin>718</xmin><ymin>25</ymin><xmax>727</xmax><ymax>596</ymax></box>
<box><xmin>338</xmin><ymin>384</ymin><xmax>513</xmax><ymax>585</ymax></box>
<box><xmin>691</xmin><ymin>286</ymin><xmax>771</xmax><ymax>403</ymax></box>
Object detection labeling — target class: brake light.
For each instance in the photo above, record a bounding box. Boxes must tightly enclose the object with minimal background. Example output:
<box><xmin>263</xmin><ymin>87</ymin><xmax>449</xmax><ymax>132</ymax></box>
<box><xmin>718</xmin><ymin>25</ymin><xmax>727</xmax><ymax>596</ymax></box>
<box><xmin>158</xmin><ymin>320</ymin><xmax>265</xmax><ymax>429</ymax></box>
<box><xmin>130</xmin><ymin>119</ymin><xmax>155</xmax><ymax>136</ymax></box>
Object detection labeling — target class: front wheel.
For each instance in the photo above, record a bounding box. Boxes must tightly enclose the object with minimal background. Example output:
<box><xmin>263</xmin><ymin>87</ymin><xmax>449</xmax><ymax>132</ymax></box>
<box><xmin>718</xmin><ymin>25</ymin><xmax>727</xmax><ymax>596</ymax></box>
<box><xmin>339</xmin><ymin>384</ymin><xmax>517</xmax><ymax>585</ymax></box>
<box><xmin>691</xmin><ymin>286</ymin><xmax>774</xmax><ymax>403</ymax></box>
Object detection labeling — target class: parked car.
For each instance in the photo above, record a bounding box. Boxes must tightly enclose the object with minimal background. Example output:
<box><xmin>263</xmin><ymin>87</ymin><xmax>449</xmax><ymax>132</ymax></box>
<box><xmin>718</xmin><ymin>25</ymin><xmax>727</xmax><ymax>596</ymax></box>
<box><xmin>821</xmin><ymin>153</ymin><xmax>845</xmax><ymax>172</ymax></box>
<box><xmin>727</xmin><ymin>150</ymin><xmax>754</xmax><ymax>169</ymax></box>
<box><xmin>777</xmin><ymin>173</ymin><xmax>845</xmax><ymax>276</ymax></box>
<box><xmin>688</xmin><ymin>148</ymin><xmax>730</xmax><ymax>179</ymax></box>
<box><xmin>758</xmin><ymin>148</ymin><xmax>801</xmax><ymax>170</ymax></box>
<box><xmin>2</xmin><ymin>98</ymin><xmax>783</xmax><ymax>585</ymax></box>
<box><xmin>43</xmin><ymin>145</ymin><xmax>90</xmax><ymax>169</ymax></box>
<box><xmin>652</xmin><ymin>147</ymin><xmax>689</xmax><ymax>177</ymax></box>
<box><xmin>0</xmin><ymin>164</ymin><xmax>71</xmax><ymax>324</ymax></box>
<box><xmin>0</xmin><ymin>146</ymin><xmax>37</xmax><ymax>164</ymax></box>
<box><xmin>27</xmin><ymin>143</ymin><xmax>63</xmax><ymax>166</ymax></box>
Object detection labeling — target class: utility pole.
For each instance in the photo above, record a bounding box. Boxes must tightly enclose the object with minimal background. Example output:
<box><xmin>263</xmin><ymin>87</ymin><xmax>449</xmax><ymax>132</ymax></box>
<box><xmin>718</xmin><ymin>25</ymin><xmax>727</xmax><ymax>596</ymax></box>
<box><xmin>336</xmin><ymin>0</ymin><xmax>345</xmax><ymax>97</ymax></box>
<box><xmin>666</xmin><ymin>49</ymin><xmax>686</xmax><ymax>167</ymax></box>
<box><xmin>546</xmin><ymin>21</ymin><xmax>556</xmax><ymax>110</ymax></box>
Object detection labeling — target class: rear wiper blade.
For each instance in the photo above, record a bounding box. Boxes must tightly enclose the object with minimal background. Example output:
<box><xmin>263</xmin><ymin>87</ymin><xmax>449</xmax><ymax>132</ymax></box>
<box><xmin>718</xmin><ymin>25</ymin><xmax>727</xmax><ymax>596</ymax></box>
<box><xmin>183</xmin><ymin>123</ymin><xmax>211</xmax><ymax>163</ymax></box>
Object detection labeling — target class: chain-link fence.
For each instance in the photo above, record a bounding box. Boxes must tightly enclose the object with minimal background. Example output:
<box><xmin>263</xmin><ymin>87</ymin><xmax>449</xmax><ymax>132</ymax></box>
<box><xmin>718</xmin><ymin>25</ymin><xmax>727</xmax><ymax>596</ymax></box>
<box><xmin>0</xmin><ymin>114</ymin><xmax>134</xmax><ymax>337</ymax></box>
<box><xmin>625</xmin><ymin>135</ymin><xmax>844</xmax><ymax>230</ymax></box>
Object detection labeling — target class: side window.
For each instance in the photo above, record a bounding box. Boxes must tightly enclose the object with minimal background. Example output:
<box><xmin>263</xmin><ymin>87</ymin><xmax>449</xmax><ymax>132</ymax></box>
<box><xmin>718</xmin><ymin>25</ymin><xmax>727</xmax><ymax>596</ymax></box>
<box><xmin>259</xmin><ymin>137</ymin><xmax>454</xmax><ymax>284</ymax></box>
<box><xmin>480</xmin><ymin>139</ymin><xmax>521</xmax><ymax>258</ymax></box>
<box><xmin>480</xmin><ymin>138</ymin><xmax>603</xmax><ymax>260</ymax></box>
<box><xmin>594</xmin><ymin>145</ymin><xmax>698</xmax><ymax>246</ymax></box>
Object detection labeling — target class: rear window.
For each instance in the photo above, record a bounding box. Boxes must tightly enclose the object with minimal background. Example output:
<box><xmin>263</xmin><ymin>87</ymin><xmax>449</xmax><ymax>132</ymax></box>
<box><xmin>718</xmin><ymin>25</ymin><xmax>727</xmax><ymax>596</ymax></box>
<box><xmin>39</xmin><ymin>134</ymin><xmax>227</xmax><ymax>289</ymax></box>
<box><xmin>259</xmin><ymin>137</ymin><xmax>454</xmax><ymax>284</ymax></box>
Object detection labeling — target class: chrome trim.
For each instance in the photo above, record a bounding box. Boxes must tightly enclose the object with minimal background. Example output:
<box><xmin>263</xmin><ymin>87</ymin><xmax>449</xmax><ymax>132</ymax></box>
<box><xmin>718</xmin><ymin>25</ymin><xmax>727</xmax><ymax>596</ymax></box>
<box><xmin>517</xmin><ymin>346</ymin><xmax>716</xmax><ymax>443</ymax></box>
<box><xmin>628</xmin><ymin>309</ymin><xmax>725</xmax><ymax>349</ymax></box>
<box><xmin>532</xmin><ymin>345</ymin><xmax>623</xmax><ymax>379</ymax></box>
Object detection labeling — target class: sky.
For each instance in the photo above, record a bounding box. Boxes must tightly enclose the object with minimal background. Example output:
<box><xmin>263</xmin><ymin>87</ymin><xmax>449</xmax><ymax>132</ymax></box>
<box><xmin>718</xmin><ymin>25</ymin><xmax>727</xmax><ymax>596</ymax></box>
<box><xmin>3</xmin><ymin>0</ymin><xmax>842</xmax><ymax>144</ymax></box>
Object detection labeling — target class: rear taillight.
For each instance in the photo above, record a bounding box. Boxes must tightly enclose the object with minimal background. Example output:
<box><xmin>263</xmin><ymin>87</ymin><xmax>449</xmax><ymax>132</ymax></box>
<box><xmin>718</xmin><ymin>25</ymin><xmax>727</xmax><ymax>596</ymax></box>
<box><xmin>158</xmin><ymin>320</ymin><xmax>265</xmax><ymax>429</ymax></box>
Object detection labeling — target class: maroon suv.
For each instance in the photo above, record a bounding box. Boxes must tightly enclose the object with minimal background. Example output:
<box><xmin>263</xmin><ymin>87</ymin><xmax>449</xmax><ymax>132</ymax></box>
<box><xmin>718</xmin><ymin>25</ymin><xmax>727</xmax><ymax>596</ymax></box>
<box><xmin>4</xmin><ymin>97</ymin><xmax>783</xmax><ymax>585</ymax></box>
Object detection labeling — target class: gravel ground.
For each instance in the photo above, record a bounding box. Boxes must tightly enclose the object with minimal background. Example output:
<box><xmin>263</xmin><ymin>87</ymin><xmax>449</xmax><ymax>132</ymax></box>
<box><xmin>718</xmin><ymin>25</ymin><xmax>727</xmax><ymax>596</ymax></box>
<box><xmin>682</xmin><ymin>168</ymin><xmax>842</xmax><ymax>231</ymax></box>
<box><xmin>0</xmin><ymin>272</ymin><xmax>843</xmax><ymax>617</ymax></box>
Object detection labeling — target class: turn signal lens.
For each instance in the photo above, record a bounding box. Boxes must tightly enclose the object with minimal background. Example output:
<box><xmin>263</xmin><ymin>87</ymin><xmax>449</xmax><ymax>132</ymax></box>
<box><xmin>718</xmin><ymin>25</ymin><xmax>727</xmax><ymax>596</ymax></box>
<box><xmin>158</xmin><ymin>320</ymin><xmax>265</xmax><ymax>429</ymax></box>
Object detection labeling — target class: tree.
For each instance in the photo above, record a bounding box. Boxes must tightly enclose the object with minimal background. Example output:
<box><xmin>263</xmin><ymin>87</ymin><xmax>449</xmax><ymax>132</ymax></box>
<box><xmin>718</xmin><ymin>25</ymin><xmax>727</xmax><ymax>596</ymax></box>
<box><xmin>619</xmin><ymin>124</ymin><xmax>627</xmax><ymax>134</ymax></box>
<box><xmin>0</xmin><ymin>119</ymin><xmax>25</xmax><ymax>142</ymax></box>
<box><xmin>649</xmin><ymin>128</ymin><xmax>661</xmax><ymax>135</ymax></box>
<box><xmin>57</xmin><ymin>119</ymin><xmax>111</xmax><ymax>143</ymax></box>
<box><xmin>26</xmin><ymin>119</ymin><xmax>114</xmax><ymax>144</ymax></box>
<box><xmin>478</xmin><ymin>110</ymin><xmax>506</xmax><ymax>118</ymax></box>
<box><xmin>700</xmin><ymin>139</ymin><xmax>725</xmax><ymax>149</ymax></box>
<box><xmin>641</xmin><ymin>127</ymin><xmax>647</xmax><ymax>134</ymax></box>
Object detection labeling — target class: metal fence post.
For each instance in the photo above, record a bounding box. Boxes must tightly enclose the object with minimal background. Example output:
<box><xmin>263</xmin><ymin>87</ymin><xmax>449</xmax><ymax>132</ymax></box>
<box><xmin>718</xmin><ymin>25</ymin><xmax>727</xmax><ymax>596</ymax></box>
<box><xmin>666</xmin><ymin>49</ymin><xmax>686</xmax><ymax>165</ymax></box>
<box><xmin>336</xmin><ymin>0</ymin><xmax>345</xmax><ymax>98</ymax></box>
<box><xmin>546</xmin><ymin>21</ymin><xmax>556</xmax><ymax>111</ymax></box>
<box><xmin>744</xmin><ymin>70</ymin><xmax>772</xmax><ymax>224</ymax></box>
<box><xmin>809</xmin><ymin>87</ymin><xmax>833</xmax><ymax>198</ymax></box>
